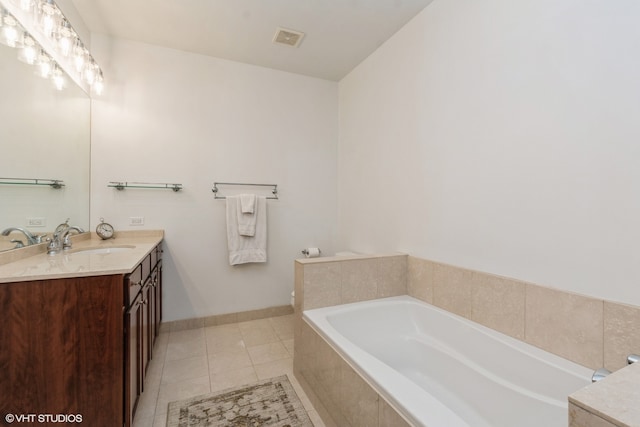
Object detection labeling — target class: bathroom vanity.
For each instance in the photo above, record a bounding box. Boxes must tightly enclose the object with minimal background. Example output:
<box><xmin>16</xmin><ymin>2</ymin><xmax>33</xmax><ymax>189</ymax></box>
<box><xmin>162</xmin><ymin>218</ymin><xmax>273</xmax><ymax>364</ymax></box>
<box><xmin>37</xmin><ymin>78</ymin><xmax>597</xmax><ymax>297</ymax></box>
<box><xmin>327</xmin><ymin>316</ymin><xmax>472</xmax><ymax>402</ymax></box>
<box><xmin>0</xmin><ymin>231</ymin><xmax>163</xmax><ymax>427</ymax></box>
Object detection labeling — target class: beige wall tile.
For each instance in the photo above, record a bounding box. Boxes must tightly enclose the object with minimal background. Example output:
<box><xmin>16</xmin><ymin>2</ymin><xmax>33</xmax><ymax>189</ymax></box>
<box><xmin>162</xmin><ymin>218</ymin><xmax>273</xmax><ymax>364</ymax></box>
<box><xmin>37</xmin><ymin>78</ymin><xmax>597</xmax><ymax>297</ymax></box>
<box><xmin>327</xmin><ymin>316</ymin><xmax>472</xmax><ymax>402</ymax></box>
<box><xmin>471</xmin><ymin>273</ymin><xmax>526</xmax><ymax>340</ymax></box>
<box><xmin>295</xmin><ymin>261</ymin><xmax>304</xmax><ymax>312</ymax></box>
<box><xmin>341</xmin><ymin>258</ymin><xmax>378</xmax><ymax>304</ymax></box>
<box><xmin>569</xmin><ymin>403</ymin><xmax>618</xmax><ymax>427</ymax></box>
<box><xmin>433</xmin><ymin>262</ymin><xmax>473</xmax><ymax>318</ymax></box>
<box><xmin>316</xmin><ymin>336</ymin><xmax>344</xmax><ymax>417</ymax></box>
<box><xmin>379</xmin><ymin>398</ymin><xmax>411</xmax><ymax>427</ymax></box>
<box><xmin>340</xmin><ymin>362</ymin><xmax>379</xmax><ymax>427</ymax></box>
<box><xmin>525</xmin><ymin>285</ymin><xmax>604</xmax><ymax>369</ymax></box>
<box><xmin>407</xmin><ymin>256</ymin><xmax>434</xmax><ymax>303</ymax></box>
<box><xmin>377</xmin><ymin>255</ymin><xmax>408</xmax><ymax>298</ymax></box>
<box><xmin>604</xmin><ymin>301</ymin><xmax>640</xmax><ymax>371</ymax></box>
<box><xmin>303</xmin><ymin>262</ymin><xmax>342</xmax><ymax>310</ymax></box>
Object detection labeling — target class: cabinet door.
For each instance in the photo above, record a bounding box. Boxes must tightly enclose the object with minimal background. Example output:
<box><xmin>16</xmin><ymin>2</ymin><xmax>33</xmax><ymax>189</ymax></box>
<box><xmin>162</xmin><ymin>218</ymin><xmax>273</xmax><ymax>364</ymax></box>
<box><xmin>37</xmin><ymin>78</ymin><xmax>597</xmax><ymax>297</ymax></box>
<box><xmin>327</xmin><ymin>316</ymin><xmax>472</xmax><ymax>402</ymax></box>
<box><xmin>141</xmin><ymin>282</ymin><xmax>151</xmax><ymax>383</ymax></box>
<box><xmin>125</xmin><ymin>293</ymin><xmax>143</xmax><ymax>427</ymax></box>
<box><xmin>0</xmin><ymin>276</ymin><xmax>123</xmax><ymax>426</ymax></box>
<box><xmin>155</xmin><ymin>258</ymin><xmax>163</xmax><ymax>336</ymax></box>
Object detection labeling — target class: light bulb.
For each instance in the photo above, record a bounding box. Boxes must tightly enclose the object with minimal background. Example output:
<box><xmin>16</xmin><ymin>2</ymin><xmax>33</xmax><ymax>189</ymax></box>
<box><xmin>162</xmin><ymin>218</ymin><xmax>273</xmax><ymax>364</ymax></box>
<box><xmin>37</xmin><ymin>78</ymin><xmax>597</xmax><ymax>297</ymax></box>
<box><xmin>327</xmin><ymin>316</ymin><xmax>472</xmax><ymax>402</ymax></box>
<box><xmin>18</xmin><ymin>0</ymin><xmax>34</xmax><ymax>12</ymax></box>
<box><xmin>72</xmin><ymin>40</ymin><xmax>86</xmax><ymax>72</ymax></box>
<box><xmin>18</xmin><ymin>34</ymin><xmax>37</xmax><ymax>64</ymax></box>
<box><xmin>36</xmin><ymin>50</ymin><xmax>51</xmax><ymax>78</ymax></box>
<box><xmin>1</xmin><ymin>15</ymin><xmax>24</xmax><ymax>48</ymax></box>
<box><xmin>57</xmin><ymin>20</ymin><xmax>73</xmax><ymax>56</ymax></box>
<box><xmin>51</xmin><ymin>65</ymin><xmax>64</xmax><ymax>90</ymax></box>
<box><xmin>38</xmin><ymin>0</ymin><xmax>58</xmax><ymax>38</ymax></box>
<box><xmin>82</xmin><ymin>61</ymin><xmax>96</xmax><ymax>85</ymax></box>
<box><xmin>92</xmin><ymin>71</ymin><xmax>104</xmax><ymax>95</ymax></box>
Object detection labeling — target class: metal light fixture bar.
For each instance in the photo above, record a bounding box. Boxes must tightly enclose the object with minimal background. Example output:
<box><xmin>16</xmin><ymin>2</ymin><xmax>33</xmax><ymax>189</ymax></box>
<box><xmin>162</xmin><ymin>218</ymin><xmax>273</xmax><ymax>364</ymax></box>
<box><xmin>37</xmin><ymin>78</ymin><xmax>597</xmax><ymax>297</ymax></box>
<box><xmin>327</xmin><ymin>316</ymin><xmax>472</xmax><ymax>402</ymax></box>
<box><xmin>0</xmin><ymin>0</ymin><xmax>103</xmax><ymax>95</ymax></box>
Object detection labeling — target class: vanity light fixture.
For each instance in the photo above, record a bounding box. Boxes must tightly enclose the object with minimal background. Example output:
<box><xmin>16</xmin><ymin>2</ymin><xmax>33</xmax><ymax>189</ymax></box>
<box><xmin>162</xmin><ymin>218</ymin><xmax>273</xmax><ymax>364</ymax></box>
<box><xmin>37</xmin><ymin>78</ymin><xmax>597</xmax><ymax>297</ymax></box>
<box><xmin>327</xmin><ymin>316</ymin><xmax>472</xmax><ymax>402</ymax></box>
<box><xmin>0</xmin><ymin>13</ymin><xmax>22</xmax><ymax>47</ymax></box>
<box><xmin>0</xmin><ymin>0</ymin><xmax>104</xmax><ymax>95</ymax></box>
<box><xmin>17</xmin><ymin>33</ymin><xmax>36</xmax><ymax>63</ymax></box>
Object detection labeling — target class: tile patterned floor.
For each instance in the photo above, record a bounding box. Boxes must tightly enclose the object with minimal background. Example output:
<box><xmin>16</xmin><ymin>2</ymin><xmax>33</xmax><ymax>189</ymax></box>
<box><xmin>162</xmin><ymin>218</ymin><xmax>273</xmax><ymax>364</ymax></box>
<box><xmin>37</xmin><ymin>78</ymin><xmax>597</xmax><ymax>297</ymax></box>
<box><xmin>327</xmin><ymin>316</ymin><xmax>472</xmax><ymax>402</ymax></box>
<box><xmin>132</xmin><ymin>314</ymin><xmax>325</xmax><ymax>427</ymax></box>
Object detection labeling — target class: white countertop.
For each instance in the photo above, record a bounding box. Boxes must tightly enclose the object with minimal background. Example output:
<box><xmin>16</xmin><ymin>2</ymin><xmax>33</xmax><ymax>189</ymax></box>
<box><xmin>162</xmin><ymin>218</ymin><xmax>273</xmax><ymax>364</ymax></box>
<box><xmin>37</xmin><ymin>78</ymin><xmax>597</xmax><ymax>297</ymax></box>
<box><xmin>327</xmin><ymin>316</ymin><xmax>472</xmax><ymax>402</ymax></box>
<box><xmin>0</xmin><ymin>230</ymin><xmax>164</xmax><ymax>284</ymax></box>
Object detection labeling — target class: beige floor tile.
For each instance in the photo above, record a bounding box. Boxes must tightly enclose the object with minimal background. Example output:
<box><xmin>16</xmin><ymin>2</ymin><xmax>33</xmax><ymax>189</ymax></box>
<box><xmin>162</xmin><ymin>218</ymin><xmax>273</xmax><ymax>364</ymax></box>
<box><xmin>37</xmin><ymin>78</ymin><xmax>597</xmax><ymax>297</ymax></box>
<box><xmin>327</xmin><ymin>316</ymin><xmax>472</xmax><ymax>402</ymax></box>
<box><xmin>208</xmin><ymin>348</ymin><xmax>253</xmax><ymax>374</ymax></box>
<box><xmin>155</xmin><ymin>375</ymin><xmax>211</xmax><ymax>416</ymax></box>
<box><xmin>254</xmin><ymin>357</ymin><xmax>294</xmax><ymax>380</ymax></box>
<box><xmin>205</xmin><ymin>327</ymin><xmax>246</xmax><ymax>354</ymax></box>
<box><xmin>161</xmin><ymin>355</ymin><xmax>209</xmax><ymax>385</ymax></box>
<box><xmin>168</xmin><ymin>328</ymin><xmax>205</xmax><ymax>345</ymax></box>
<box><xmin>238</xmin><ymin>319</ymin><xmax>280</xmax><ymax>346</ymax></box>
<box><xmin>308</xmin><ymin>410</ymin><xmax>326</xmax><ymax>427</ymax></box>
<box><xmin>270</xmin><ymin>314</ymin><xmax>295</xmax><ymax>340</ymax></box>
<box><xmin>132</xmin><ymin>414</ymin><xmax>154</xmax><ymax>427</ymax></box>
<box><xmin>210</xmin><ymin>366</ymin><xmax>258</xmax><ymax>392</ymax></box>
<box><xmin>205</xmin><ymin>323</ymin><xmax>245</xmax><ymax>349</ymax></box>
<box><xmin>165</xmin><ymin>337</ymin><xmax>206</xmax><ymax>361</ymax></box>
<box><xmin>135</xmin><ymin>386</ymin><xmax>160</xmax><ymax>420</ymax></box>
<box><xmin>153</xmin><ymin>413</ymin><xmax>167</xmax><ymax>427</ymax></box>
<box><xmin>247</xmin><ymin>341</ymin><xmax>290</xmax><ymax>365</ymax></box>
<box><xmin>136</xmin><ymin>315</ymin><xmax>317</xmax><ymax>427</ymax></box>
<box><xmin>282</xmin><ymin>338</ymin><xmax>295</xmax><ymax>356</ymax></box>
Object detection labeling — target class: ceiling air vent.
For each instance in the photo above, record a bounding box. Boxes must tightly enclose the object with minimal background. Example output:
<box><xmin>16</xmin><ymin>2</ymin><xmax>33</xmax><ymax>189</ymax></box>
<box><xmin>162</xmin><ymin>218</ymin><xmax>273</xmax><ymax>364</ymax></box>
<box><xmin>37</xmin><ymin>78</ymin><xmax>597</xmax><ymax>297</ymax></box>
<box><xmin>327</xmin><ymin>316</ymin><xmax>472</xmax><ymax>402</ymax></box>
<box><xmin>273</xmin><ymin>27</ymin><xmax>305</xmax><ymax>48</ymax></box>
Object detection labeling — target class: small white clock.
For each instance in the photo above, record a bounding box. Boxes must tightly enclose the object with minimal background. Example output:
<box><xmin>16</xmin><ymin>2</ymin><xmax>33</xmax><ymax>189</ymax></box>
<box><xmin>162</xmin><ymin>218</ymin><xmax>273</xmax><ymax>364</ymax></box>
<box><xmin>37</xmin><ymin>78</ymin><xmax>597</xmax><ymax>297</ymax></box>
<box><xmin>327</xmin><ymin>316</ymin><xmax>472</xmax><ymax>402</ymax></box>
<box><xmin>96</xmin><ymin>218</ymin><xmax>115</xmax><ymax>240</ymax></box>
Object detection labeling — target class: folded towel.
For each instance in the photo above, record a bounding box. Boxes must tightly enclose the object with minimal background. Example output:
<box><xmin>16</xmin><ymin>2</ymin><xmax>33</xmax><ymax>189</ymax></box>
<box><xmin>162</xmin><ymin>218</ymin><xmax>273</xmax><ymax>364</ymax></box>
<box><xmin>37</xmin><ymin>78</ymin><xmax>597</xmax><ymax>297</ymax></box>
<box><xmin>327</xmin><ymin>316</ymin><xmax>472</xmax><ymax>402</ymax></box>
<box><xmin>239</xmin><ymin>194</ymin><xmax>256</xmax><ymax>214</ymax></box>
<box><xmin>236</xmin><ymin>195</ymin><xmax>257</xmax><ymax>237</ymax></box>
<box><xmin>226</xmin><ymin>196</ymin><xmax>267</xmax><ymax>265</ymax></box>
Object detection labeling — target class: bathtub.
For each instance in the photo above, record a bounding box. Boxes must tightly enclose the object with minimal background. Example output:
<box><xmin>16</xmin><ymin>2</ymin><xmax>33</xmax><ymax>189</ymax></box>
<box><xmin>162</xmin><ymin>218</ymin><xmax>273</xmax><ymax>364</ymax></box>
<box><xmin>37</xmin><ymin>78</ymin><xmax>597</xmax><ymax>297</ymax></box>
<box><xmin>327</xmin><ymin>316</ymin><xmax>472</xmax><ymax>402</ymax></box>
<box><xmin>303</xmin><ymin>296</ymin><xmax>593</xmax><ymax>427</ymax></box>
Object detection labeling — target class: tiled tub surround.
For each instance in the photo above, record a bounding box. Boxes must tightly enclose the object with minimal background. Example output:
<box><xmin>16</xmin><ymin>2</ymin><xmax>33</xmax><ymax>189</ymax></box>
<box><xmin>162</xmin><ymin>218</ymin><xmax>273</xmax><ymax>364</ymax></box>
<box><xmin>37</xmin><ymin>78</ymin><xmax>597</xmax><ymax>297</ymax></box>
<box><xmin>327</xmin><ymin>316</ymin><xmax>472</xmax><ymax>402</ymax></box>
<box><xmin>293</xmin><ymin>254</ymin><xmax>640</xmax><ymax>427</ymax></box>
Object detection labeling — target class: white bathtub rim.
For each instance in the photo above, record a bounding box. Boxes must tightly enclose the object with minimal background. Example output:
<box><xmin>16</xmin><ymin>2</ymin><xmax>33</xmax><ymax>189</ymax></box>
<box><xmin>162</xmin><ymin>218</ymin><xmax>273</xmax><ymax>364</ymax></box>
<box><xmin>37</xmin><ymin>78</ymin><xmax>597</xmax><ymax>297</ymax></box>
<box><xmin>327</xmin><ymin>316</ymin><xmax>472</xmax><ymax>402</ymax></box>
<box><xmin>303</xmin><ymin>295</ymin><xmax>593</xmax><ymax>427</ymax></box>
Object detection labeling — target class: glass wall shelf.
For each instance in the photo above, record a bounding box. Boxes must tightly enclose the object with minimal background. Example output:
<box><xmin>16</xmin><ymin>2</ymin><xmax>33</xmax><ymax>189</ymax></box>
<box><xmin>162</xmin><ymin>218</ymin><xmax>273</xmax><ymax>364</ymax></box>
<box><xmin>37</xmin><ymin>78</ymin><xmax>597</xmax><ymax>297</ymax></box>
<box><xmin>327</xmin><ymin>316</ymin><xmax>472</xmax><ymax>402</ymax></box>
<box><xmin>108</xmin><ymin>181</ymin><xmax>183</xmax><ymax>192</ymax></box>
<box><xmin>0</xmin><ymin>177</ymin><xmax>65</xmax><ymax>188</ymax></box>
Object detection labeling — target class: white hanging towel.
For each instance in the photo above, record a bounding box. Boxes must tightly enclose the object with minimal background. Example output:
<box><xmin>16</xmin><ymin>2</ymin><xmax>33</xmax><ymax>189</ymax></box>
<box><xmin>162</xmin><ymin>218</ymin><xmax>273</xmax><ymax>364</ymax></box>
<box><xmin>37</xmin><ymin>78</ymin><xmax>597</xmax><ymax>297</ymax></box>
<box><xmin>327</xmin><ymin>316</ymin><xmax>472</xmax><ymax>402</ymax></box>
<box><xmin>226</xmin><ymin>195</ymin><xmax>267</xmax><ymax>265</ymax></box>
<box><xmin>237</xmin><ymin>194</ymin><xmax>257</xmax><ymax>236</ymax></box>
<box><xmin>239</xmin><ymin>193</ymin><xmax>256</xmax><ymax>214</ymax></box>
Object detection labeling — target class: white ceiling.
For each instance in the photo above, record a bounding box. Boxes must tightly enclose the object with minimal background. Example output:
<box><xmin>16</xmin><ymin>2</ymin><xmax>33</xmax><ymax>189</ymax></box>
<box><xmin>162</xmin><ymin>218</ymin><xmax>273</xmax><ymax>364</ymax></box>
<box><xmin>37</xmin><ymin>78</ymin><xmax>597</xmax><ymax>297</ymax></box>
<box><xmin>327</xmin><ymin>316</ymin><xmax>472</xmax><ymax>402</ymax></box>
<box><xmin>70</xmin><ymin>0</ymin><xmax>434</xmax><ymax>81</ymax></box>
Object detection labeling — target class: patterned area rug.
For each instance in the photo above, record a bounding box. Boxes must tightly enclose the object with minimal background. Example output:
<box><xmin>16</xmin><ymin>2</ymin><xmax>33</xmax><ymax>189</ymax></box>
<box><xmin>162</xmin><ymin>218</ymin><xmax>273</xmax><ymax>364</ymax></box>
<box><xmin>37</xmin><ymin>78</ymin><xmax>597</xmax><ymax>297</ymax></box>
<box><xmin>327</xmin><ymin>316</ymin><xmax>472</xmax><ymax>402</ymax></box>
<box><xmin>166</xmin><ymin>375</ymin><xmax>313</xmax><ymax>427</ymax></box>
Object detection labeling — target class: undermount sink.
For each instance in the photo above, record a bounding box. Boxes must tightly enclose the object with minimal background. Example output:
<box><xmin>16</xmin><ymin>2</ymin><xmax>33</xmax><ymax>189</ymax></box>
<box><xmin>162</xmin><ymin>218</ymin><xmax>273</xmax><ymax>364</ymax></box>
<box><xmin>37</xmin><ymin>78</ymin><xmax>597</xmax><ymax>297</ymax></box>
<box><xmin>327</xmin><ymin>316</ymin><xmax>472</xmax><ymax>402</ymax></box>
<box><xmin>72</xmin><ymin>246</ymin><xmax>136</xmax><ymax>254</ymax></box>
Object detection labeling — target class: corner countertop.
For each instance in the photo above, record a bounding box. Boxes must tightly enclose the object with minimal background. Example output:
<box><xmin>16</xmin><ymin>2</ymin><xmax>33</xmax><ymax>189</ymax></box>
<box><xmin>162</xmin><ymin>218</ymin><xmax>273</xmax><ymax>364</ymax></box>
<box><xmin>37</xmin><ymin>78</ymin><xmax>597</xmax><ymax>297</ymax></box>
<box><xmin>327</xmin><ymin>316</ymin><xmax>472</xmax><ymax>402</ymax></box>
<box><xmin>0</xmin><ymin>230</ymin><xmax>164</xmax><ymax>284</ymax></box>
<box><xmin>569</xmin><ymin>361</ymin><xmax>640</xmax><ymax>426</ymax></box>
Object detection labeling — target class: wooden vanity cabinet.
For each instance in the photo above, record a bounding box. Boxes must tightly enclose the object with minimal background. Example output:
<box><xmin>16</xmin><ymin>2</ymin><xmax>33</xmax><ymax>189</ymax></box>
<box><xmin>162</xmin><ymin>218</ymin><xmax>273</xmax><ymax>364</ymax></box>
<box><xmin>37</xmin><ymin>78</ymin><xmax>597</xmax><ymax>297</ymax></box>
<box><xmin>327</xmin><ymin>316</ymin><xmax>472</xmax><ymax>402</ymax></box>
<box><xmin>125</xmin><ymin>243</ymin><xmax>163</xmax><ymax>426</ymax></box>
<box><xmin>125</xmin><ymin>263</ymin><xmax>144</xmax><ymax>427</ymax></box>
<box><xmin>0</xmin><ymin>241</ymin><xmax>163</xmax><ymax>427</ymax></box>
<box><xmin>0</xmin><ymin>275</ymin><xmax>125</xmax><ymax>426</ymax></box>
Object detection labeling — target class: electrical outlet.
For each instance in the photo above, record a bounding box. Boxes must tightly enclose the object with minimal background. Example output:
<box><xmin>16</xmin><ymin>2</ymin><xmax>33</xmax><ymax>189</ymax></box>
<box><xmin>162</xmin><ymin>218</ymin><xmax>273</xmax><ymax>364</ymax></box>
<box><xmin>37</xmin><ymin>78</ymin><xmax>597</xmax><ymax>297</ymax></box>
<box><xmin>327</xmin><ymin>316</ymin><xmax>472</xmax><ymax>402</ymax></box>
<box><xmin>27</xmin><ymin>217</ymin><xmax>46</xmax><ymax>227</ymax></box>
<box><xmin>129</xmin><ymin>216</ymin><xmax>144</xmax><ymax>226</ymax></box>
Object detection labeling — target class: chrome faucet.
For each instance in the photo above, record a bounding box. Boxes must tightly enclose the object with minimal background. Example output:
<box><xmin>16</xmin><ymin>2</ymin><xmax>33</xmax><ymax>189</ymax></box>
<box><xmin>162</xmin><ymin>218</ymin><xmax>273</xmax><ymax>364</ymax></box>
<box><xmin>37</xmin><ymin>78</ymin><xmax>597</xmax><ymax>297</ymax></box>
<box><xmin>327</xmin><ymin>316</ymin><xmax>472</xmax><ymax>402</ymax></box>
<box><xmin>591</xmin><ymin>368</ymin><xmax>611</xmax><ymax>383</ymax></box>
<box><xmin>47</xmin><ymin>221</ymin><xmax>85</xmax><ymax>254</ymax></box>
<box><xmin>1</xmin><ymin>227</ymin><xmax>42</xmax><ymax>245</ymax></box>
<box><xmin>61</xmin><ymin>226</ymin><xmax>84</xmax><ymax>250</ymax></box>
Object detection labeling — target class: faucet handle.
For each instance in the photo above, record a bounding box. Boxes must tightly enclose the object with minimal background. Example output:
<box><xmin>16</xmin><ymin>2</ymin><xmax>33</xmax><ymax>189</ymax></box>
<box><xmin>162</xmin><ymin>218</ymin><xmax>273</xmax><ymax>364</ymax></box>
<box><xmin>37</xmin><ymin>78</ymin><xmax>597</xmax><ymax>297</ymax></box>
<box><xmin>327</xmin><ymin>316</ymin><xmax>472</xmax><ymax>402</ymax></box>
<box><xmin>628</xmin><ymin>354</ymin><xmax>639</xmax><ymax>365</ymax></box>
<box><xmin>10</xmin><ymin>239</ymin><xmax>24</xmax><ymax>248</ymax></box>
<box><xmin>63</xmin><ymin>234</ymin><xmax>73</xmax><ymax>250</ymax></box>
<box><xmin>591</xmin><ymin>368</ymin><xmax>611</xmax><ymax>383</ymax></box>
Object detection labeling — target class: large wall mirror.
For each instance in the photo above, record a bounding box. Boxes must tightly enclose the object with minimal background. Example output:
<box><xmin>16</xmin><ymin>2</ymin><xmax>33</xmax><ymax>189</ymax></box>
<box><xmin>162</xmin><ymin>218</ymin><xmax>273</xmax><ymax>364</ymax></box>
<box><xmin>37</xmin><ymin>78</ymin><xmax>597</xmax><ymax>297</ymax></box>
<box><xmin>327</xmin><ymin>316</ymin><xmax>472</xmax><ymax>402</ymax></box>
<box><xmin>0</xmin><ymin>42</ymin><xmax>90</xmax><ymax>251</ymax></box>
